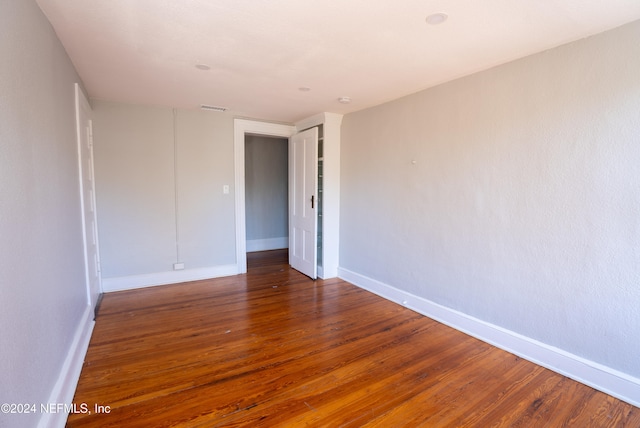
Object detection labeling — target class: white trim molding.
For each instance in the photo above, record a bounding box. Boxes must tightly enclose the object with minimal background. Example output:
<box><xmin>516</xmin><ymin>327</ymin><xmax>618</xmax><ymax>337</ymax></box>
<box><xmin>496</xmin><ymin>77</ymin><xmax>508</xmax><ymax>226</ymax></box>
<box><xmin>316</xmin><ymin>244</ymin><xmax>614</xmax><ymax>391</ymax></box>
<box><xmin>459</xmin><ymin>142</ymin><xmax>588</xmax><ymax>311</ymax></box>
<box><xmin>338</xmin><ymin>267</ymin><xmax>640</xmax><ymax>408</ymax></box>
<box><xmin>102</xmin><ymin>265</ymin><xmax>238</xmax><ymax>292</ymax></box>
<box><xmin>38</xmin><ymin>306</ymin><xmax>95</xmax><ymax>428</ymax></box>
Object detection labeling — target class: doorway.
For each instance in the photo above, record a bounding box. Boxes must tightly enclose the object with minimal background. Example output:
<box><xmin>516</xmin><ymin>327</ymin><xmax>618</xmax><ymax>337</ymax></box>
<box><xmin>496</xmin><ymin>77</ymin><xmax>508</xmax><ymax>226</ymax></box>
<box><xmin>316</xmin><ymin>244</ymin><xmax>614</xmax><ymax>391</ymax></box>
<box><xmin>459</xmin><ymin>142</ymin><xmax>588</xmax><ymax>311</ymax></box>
<box><xmin>244</xmin><ymin>135</ymin><xmax>289</xmax><ymax>253</ymax></box>
<box><xmin>233</xmin><ymin>119</ymin><xmax>296</xmax><ymax>274</ymax></box>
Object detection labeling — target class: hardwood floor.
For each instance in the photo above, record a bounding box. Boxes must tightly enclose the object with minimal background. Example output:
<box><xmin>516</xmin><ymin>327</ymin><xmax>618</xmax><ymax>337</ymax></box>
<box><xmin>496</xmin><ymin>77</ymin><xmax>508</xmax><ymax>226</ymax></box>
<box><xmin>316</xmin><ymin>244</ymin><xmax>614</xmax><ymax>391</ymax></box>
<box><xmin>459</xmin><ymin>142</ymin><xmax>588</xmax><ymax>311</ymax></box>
<box><xmin>67</xmin><ymin>250</ymin><xmax>639</xmax><ymax>427</ymax></box>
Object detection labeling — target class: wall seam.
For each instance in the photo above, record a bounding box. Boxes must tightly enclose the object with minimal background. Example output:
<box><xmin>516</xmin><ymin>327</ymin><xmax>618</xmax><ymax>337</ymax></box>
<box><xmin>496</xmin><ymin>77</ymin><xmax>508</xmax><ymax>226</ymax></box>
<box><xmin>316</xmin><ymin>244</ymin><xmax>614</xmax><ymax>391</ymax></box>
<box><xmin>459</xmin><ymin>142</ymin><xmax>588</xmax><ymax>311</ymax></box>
<box><xmin>173</xmin><ymin>108</ymin><xmax>180</xmax><ymax>263</ymax></box>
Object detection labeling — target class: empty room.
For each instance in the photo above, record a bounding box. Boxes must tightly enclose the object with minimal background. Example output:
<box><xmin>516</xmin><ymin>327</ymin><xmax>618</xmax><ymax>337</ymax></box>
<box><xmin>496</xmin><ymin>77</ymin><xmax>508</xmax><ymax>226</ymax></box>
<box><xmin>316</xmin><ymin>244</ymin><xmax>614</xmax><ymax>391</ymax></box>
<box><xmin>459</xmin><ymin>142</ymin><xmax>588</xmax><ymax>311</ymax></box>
<box><xmin>2</xmin><ymin>1</ymin><xmax>640</xmax><ymax>427</ymax></box>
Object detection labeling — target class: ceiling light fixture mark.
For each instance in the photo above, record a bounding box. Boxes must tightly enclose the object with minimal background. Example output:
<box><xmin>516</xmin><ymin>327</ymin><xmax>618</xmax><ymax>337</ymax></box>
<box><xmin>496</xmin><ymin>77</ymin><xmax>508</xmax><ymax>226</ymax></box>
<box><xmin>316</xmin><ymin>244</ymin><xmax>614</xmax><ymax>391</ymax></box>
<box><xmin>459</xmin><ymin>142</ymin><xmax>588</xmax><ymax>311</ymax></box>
<box><xmin>426</xmin><ymin>13</ymin><xmax>448</xmax><ymax>25</ymax></box>
<box><xmin>338</xmin><ymin>96</ymin><xmax>351</xmax><ymax>104</ymax></box>
<box><xmin>195</xmin><ymin>64</ymin><xmax>211</xmax><ymax>70</ymax></box>
<box><xmin>298</xmin><ymin>87</ymin><xmax>311</xmax><ymax>92</ymax></box>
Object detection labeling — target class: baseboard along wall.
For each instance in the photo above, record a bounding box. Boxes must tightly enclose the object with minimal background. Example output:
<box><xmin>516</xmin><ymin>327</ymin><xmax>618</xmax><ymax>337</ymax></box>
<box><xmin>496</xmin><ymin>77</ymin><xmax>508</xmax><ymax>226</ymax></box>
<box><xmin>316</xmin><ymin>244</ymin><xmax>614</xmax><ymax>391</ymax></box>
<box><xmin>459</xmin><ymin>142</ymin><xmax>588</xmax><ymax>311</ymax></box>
<box><xmin>102</xmin><ymin>265</ymin><xmax>238</xmax><ymax>292</ymax></box>
<box><xmin>38</xmin><ymin>306</ymin><xmax>95</xmax><ymax>428</ymax></box>
<box><xmin>338</xmin><ymin>267</ymin><xmax>640</xmax><ymax>408</ymax></box>
<box><xmin>246</xmin><ymin>237</ymin><xmax>288</xmax><ymax>253</ymax></box>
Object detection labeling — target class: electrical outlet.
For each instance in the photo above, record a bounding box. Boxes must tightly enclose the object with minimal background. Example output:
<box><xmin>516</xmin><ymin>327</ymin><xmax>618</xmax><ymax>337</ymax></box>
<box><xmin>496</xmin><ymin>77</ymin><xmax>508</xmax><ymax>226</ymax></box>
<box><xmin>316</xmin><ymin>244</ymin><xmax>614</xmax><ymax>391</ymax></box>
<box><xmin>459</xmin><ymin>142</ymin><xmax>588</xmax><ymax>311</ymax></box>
<box><xmin>173</xmin><ymin>262</ymin><xmax>185</xmax><ymax>270</ymax></box>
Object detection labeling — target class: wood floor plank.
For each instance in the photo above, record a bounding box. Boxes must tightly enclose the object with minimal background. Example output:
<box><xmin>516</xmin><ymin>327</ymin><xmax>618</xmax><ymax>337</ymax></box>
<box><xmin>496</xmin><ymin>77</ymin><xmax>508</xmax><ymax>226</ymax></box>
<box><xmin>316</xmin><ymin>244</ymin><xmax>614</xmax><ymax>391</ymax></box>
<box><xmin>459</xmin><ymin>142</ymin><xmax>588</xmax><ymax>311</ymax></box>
<box><xmin>67</xmin><ymin>249</ymin><xmax>640</xmax><ymax>427</ymax></box>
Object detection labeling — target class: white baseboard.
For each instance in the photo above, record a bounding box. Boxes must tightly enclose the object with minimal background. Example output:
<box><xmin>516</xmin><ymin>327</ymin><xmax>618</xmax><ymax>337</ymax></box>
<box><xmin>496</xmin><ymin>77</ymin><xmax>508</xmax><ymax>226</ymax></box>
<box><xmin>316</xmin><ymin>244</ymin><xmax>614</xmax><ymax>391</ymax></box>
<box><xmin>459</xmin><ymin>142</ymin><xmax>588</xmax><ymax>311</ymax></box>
<box><xmin>38</xmin><ymin>305</ymin><xmax>95</xmax><ymax>428</ymax></box>
<box><xmin>246</xmin><ymin>237</ymin><xmax>288</xmax><ymax>252</ymax></box>
<box><xmin>102</xmin><ymin>264</ymin><xmax>238</xmax><ymax>292</ymax></box>
<box><xmin>338</xmin><ymin>267</ymin><xmax>640</xmax><ymax>408</ymax></box>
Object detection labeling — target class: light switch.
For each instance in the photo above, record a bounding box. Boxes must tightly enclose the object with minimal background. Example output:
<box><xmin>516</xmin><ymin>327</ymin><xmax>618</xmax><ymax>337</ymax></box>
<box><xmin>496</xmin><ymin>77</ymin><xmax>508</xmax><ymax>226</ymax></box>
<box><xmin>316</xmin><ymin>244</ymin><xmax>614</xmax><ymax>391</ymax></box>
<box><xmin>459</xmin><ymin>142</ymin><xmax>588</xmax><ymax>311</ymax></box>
<box><xmin>223</xmin><ymin>185</ymin><xmax>230</xmax><ymax>194</ymax></box>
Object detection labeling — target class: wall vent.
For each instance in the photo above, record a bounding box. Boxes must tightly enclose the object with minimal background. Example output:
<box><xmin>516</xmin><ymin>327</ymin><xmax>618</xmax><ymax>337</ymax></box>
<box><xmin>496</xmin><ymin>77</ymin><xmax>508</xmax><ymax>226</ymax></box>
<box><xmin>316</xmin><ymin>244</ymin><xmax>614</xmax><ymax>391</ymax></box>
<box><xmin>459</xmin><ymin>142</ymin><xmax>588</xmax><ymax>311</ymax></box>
<box><xmin>200</xmin><ymin>104</ymin><xmax>228</xmax><ymax>112</ymax></box>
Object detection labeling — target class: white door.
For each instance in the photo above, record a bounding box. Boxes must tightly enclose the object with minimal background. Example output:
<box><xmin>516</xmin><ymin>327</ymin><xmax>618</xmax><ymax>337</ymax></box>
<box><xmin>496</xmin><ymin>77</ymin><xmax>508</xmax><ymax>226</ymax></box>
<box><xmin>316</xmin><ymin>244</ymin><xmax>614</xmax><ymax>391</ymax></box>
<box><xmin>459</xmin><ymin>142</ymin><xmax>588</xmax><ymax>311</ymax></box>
<box><xmin>289</xmin><ymin>127</ymin><xmax>318</xmax><ymax>279</ymax></box>
<box><xmin>75</xmin><ymin>84</ymin><xmax>102</xmax><ymax>312</ymax></box>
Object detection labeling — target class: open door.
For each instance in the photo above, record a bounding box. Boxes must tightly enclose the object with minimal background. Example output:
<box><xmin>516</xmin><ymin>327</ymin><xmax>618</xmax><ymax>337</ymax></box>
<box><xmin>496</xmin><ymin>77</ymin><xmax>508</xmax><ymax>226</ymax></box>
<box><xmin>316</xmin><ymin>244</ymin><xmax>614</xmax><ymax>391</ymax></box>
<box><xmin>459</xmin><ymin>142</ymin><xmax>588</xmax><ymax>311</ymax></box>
<box><xmin>289</xmin><ymin>127</ymin><xmax>318</xmax><ymax>279</ymax></box>
<box><xmin>75</xmin><ymin>84</ymin><xmax>102</xmax><ymax>314</ymax></box>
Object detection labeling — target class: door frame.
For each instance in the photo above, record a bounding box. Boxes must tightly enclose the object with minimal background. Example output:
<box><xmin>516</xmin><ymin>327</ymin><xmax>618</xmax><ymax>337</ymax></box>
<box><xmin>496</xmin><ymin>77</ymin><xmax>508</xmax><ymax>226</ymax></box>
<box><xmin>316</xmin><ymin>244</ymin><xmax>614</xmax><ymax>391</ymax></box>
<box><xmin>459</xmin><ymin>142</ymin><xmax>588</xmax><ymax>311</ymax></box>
<box><xmin>233</xmin><ymin>119</ymin><xmax>296</xmax><ymax>274</ymax></box>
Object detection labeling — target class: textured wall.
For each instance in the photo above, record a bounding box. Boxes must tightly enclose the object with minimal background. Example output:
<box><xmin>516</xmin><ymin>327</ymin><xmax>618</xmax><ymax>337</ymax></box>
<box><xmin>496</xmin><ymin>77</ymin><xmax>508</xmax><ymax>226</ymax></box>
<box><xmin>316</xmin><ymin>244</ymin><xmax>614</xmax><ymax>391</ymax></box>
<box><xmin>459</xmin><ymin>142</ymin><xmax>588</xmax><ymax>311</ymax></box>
<box><xmin>93</xmin><ymin>102</ymin><xmax>236</xmax><ymax>278</ymax></box>
<box><xmin>0</xmin><ymin>1</ymin><xmax>88</xmax><ymax>427</ymax></box>
<box><xmin>175</xmin><ymin>109</ymin><xmax>236</xmax><ymax>268</ymax></box>
<box><xmin>92</xmin><ymin>102</ymin><xmax>176</xmax><ymax>277</ymax></box>
<box><xmin>340</xmin><ymin>20</ymin><xmax>640</xmax><ymax>377</ymax></box>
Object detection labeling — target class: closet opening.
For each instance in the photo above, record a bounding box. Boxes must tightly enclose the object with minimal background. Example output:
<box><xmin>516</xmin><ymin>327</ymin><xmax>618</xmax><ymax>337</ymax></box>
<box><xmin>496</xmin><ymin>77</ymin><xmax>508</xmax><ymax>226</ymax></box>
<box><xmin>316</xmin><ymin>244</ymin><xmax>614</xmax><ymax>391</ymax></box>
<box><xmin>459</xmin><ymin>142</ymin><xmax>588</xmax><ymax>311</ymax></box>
<box><xmin>244</xmin><ymin>134</ymin><xmax>289</xmax><ymax>257</ymax></box>
<box><xmin>233</xmin><ymin>119</ymin><xmax>296</xmax><ymax>275</ymax></box>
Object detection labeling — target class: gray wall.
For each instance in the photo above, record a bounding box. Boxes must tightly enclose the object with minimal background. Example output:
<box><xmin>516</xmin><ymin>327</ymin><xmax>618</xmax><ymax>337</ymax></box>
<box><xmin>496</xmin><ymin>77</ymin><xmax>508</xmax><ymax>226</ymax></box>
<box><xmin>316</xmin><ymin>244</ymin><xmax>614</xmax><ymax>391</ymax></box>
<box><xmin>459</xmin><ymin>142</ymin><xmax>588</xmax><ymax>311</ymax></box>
<box><xmin>0</xmin><ymin>1</ymin><xmax>88</xmax><ymax>427</ymax></box>
<box><xmin>245</xmin><ymin>136</ymin><xmax>288</xmax><ymax>248</ymax></box>
<box><xmin>341</xmin><ymin>20</ymin><xmax>640</xmax><ymax>379</ymax></box>
<box><xmin>93</xmin><ymin>102</ymin><xmax>236</xmax><ymax>279</ymax></box>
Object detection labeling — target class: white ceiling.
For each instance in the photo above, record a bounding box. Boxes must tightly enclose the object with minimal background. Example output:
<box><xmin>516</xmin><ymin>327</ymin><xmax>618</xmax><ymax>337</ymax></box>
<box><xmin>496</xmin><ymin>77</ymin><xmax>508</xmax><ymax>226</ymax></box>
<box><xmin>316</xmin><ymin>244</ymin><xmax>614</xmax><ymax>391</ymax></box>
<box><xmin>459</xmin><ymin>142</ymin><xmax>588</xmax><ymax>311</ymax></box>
<box><xmin>36</xmin><ymin>0</ymin><xmax>640</xmax><ymax>123</ymax></box>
